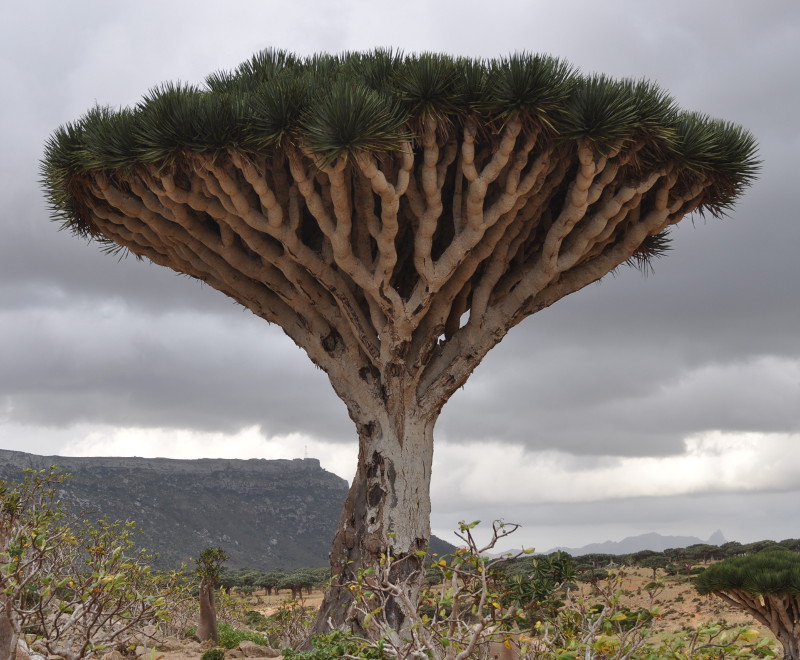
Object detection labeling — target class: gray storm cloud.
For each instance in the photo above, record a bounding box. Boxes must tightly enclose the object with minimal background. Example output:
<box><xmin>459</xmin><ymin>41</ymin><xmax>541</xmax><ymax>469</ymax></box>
<box><xmin>1</xmin><ymin>0</ymin><xmax>797</xmax><ymax>550</ymax></box>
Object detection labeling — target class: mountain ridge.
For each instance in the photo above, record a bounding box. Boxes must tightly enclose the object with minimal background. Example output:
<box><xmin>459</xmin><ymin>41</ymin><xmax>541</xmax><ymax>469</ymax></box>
<box><xmin>546</xmin><ymin>530</ymin><xmax>728</xmax><ymax>556</ymax></box>
<box><xmin>0</xmin><ymin>448</ymin><xmax>346</xmax><ymax>570</ymax></box>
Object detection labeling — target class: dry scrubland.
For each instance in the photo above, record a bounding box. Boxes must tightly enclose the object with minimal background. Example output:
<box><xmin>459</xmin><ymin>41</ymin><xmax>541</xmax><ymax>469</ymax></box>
<box><xmin>146</xmin><ymin>565</ymin><xmax>779</xmax><ymax>660</ymax></box>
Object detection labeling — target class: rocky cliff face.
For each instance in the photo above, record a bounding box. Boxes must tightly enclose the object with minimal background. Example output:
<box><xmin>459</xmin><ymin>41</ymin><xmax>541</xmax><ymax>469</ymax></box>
<box><xmin>0</xmin><ymin>449</ymin><xmax>349</xmax><ymax>570</ymax></box>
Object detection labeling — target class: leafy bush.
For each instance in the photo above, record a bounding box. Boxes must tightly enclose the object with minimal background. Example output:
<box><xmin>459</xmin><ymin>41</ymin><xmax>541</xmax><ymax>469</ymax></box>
<box><xmin>216</xmin><ymin>622</ymin><xmax>269</xmax><ymax>649</ymax></box>
<box><xmin>245</xmin><ymin>609</ymin><xmax>269</xmax><ymax>629</ymax></box>
<box><xmin>200</xmin><ymin>648</ymin><xmax>226</xmax><ymax>660</ymax></box>
<box><xmin>0</xmin><ymin>468</ymin><xmax>177</xmax><ymax>660</ymax></box>
<box><xmin>282</xmin><ymin>630</ymin><xmax>388</xmax><ymax>659</ymax></box>
<box><xmin>261</xmin><ymin>600</ymin><xmax>316</xmax><ymax>650</ymax></box>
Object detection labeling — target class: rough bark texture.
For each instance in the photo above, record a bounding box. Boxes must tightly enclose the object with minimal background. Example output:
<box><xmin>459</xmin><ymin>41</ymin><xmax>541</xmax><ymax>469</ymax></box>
<box><xmin>312</xmin><ymin>404</ymin><xmax>436</xmax><ymax>634</ymax></box>
<box><xmin>0</xmin><ymin>599</ymin><xmax>18</xmax><ymax>660</ymax></box>
<box><xmin>713</xmin><ymin>589</ymin><xmax>800</xmax><ymax>660</ymax></box>
<box><xmin>63</xmin><ymin>116</ymin><xmax>716</xmax><ymax>631</ymax></box>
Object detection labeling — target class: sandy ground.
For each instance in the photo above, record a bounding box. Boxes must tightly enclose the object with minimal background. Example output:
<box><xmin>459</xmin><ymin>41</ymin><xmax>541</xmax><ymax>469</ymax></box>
<box><xmin>247</xmin><ymin>591</ymin><xmax>324</xmax><ymax>616</ymax></box>
<box><xmin>595</xmin><ymin>566</ymin><xmax>756</xmax><ymax>631</ymax></box>
<box><xmin>152</xmin><ymin>568</ymin><xmax>777</xmax><ymax>659</ymax></box>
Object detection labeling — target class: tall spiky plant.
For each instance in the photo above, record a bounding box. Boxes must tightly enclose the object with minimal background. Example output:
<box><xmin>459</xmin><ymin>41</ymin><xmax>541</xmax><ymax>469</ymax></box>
<box><xmin>695</xmin><ymin>547</ymin><xmax>800</xmax><ymax>659</ymax></box>
<box><xmin>41</xmin><ymin>48</ymin><xmax>759</xmax><ymax>636</ymax></box>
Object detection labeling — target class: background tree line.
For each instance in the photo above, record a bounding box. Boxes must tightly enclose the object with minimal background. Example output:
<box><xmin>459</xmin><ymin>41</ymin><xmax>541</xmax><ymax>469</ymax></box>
<box><xmin>218</xmin><ymin>566</ymin><xmax>329</xmax><ymax>600</ymax></box>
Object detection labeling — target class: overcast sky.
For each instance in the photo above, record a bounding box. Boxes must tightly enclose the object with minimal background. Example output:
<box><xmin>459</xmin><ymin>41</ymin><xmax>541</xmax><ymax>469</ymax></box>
<box><xmin>1</xmin><ymin>1</ymin><xmax>798</xmax><ymax>552</ymax></box>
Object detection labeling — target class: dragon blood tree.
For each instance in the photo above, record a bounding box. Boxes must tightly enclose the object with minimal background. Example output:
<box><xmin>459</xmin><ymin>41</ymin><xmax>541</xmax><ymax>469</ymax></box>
<box><xmin>42</xmin><ymin>50</ymin><xmax>758</xmax><ymax>632</ymax></box>
<box><xmin>695</xmin><ymin>547</ymin><xmax>800</xmax><ymax>660</ymax></box>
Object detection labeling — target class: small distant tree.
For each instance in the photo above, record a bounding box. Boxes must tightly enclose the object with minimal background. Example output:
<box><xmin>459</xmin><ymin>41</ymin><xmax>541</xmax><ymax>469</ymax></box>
<box><xmin>262</xmin><ymin>570</ymin><xmax>286</xmax><ymax>597</ymax></box>
<box><xmin>664</xmin><ymin>547</ymin><xmax>696</xmax><ymax>574</ymax></box>
<box><xmin>238</xmin><ymin>568</ymin><xmax>261</xmax><ymax>589</ymax></box>
<box><xmin>694</xmin><ymin>546</ymin><xmax>800</xmax><ymax>660</ymax></box>
<box><xmin>639</xmin><ymin>555</ymin><xmax>669</xmax><ymax>581</ymax></box>
<box><xmin>278</xmin><ymin>570</ymin><xmax>319</xmax><ymax>602</ymax></box>
<box><xmin>196</xmin><ymin>547</ymin><xmax>228</xmax><ymax>644</ymax></box>
<box><xmin>574</xmin><ymin>553</ymin><xmax>615</xmax><ymax>569</ymax></box>
<box><xmin>685</xmin><ymin>543</ymin><xmax>725</xmax><ymax>564</ymax></box>
<box><xmin>720</xmin><ymin>540</ymin><xmax>745</xmax><ymax>557</ymax></box>
<box><xmin>217</xmin><ymin>566</ymin><xmax>240</xmax><ymax>594</ymax></box>
<box><xmin>628</xmin><ymin>549</ymin><xmax>659</xmax><ymax>564</ymax></box>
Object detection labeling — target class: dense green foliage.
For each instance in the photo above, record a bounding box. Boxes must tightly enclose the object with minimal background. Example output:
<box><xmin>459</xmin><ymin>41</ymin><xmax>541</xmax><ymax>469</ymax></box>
<box><xmin>216</xmin><ymin>621</ymin><xmax>270</xmax><ymax>649</ymax></box>
<box><xmin>694</xmin><ymin>546</ymin><xmax>800</xmax><ymax>595</ymax></box>
<box><xmin>282</xmin><ymin>630</ymin><xmax>388</xmax><ymax>659</ymax></box>
<box><xmin>197</xmin><ymin>546</ymin><xmax>229</xmax><ymax>583</ymax></box>
<box><xmin>42</xmin><ymin>48</ymin><xmax>758</xmax><ymax>242</ymax></box>
<box><xmin>219</xmin><ymin>565</ymin><xmax>329</xmax><ymax>596</ymax></box>
<box><xmin>199</xmin><ymin>648</ymin><xmax>226</xmax><ymax>660</ymax></box>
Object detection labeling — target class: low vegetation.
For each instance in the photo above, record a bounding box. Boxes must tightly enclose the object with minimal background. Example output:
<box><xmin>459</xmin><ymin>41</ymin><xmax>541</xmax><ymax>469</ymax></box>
<box><xmin>1</xmin><ymin>469</ymin><xmax>797</xmax><ymax>658</ymax></box>
<box><xmin>287</xmin><ymin>521</ymin><xmax>783</xmax><ymax>659</ymax></box>
<box><xmin>0</xmin><ymin>467</ymin><xmax>189</xmax><ymax>660</ymax></box>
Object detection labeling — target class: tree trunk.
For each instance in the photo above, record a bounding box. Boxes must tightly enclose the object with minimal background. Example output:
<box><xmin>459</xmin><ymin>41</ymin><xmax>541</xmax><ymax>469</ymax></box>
<box><xmin>197</xmin><ymin>579</ymin><xmax>218</xmax><ymax>644</ymax></box>
<box><xmin>0</xmin><ymin>528</ymin><xmax>19</xmax><ymax>660</ymax></box>
<box><xmin>778</xmin><ymin>629</ymin><xmax>800</xmax><ymax>660</ymax></box>
<box><xmin>310</xmin><ymin>400</ymin><xmax>437</xmax><ymax>636</ymax></box>
<box><xmin>0</xmin><ymin>598</ymin><xmax>18</xmax><ymax>660</ymax></box>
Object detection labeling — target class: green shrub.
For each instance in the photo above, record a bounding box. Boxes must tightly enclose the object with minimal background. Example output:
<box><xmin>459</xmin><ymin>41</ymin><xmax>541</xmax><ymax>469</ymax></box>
<box><xmin>245</xmin><ymin>610</ymin><xmax>269</xmax><ymax>630</ymax></box>
<box><xmin>200</xmin><ymin>649</ymin><xmax>225</xmax><ymax>660</ymax></box>
<box><xmin>260</xmin><ymin>600</ymin><xmax>316</xmax><ymax>650</ymax></box>
<box><xmin>282</xmin><ymin>630</ymin><xmax>388</xmax><ymax>659</ymax></box>
<box><xmin>217</xmin><ymin>622</ymin><xmax>269</xmax><ymax>649</ymax></box>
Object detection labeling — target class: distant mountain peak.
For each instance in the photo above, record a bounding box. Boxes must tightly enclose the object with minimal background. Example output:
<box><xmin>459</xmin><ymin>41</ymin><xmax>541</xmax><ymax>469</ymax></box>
<box><xmin>707</xmin><ymin>529</ymin><xmax>727</xmax><ymax>545</ymax></box>
<box><xmin>547</xmin><ymin>531</ymin><xmax>725</xmax><ymax>556</ymax></box>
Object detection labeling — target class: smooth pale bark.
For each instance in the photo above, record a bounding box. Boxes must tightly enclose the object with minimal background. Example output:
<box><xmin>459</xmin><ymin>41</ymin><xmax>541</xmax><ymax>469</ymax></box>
<box><xmin>197</xmin><ymin>579</ymin><xmax>218</xmax><ymax>644</ymax></box>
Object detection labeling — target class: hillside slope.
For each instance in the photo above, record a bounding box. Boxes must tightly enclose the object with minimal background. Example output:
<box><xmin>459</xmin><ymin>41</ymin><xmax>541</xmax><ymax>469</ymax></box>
<box><xmin>0</xmin><ymin>449</ymin><xmax>456</xmax><ymax>570</ymax></box>
<box><xmin>0</xmin><ymin>449</ymin><xmax>347</xmax><ymax>570</ymax></box>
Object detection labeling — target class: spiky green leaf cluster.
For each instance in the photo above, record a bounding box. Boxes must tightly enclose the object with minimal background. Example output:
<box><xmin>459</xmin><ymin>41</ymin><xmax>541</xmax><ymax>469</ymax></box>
<box><xmin>694</xmin><ymin>546</ymin><xmax>800</xmax><ymax>596</ymax></box>
<box><xmin>42</xmin><ymin>47</ymin><xmax>759</xmax><ymax>233</ymax></box>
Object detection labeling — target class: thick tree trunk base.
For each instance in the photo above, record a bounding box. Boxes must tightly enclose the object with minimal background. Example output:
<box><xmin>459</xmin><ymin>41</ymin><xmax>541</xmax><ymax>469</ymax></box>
<box><xmin>0</xmin><ymin>598</ymin><xmax>18</xmax><ymax>660</ymax></box>
<box><xmin>307</xmin><ymin>407</ymin><xmax>435</xmax><ymax>642</ymax></box>
<box><xmin>197</xmin><ymin>581</ymin><xmax>218</xmax><ymax>644</ymax></box>
<box><xmin>777</xmin><ymin>630</ymin><xmax>800</xmax><ymax>660</ymax></box>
